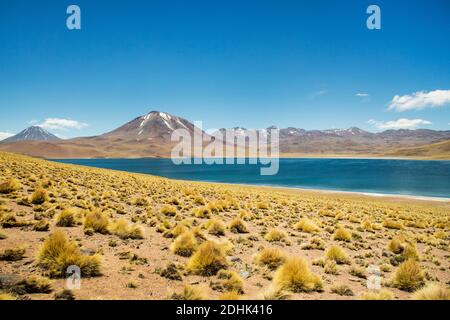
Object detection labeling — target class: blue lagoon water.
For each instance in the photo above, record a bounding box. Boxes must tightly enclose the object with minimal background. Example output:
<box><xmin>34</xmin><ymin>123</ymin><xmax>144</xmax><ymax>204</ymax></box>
<box><xmin>52</xmin><ymin>158</ymin><xmax>450</xmax><ymax>198</ymax></box>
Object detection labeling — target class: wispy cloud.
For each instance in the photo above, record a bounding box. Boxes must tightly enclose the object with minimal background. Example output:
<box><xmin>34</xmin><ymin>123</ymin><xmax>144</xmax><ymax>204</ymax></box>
<box><xmin>388</xmin><ymin>89</ymin><xmax>450</xmax><ymax>112</ymax></box>
<box><xmin>0</xmin><ymin>131</ymin><xmax>14</xmax><ymax>141</ymax></box>
<box><xmin>38</xmin><ymin>118</ymin><xmax>88</xmax><ymax>131</ymax></box>
<box><xmin>310</xmin><ymin>90</ymin><xmax>327</xmax><ymax>99</ymax></box>
<box><xmin>356</xmin><ymin>93</ymin><xmax>369</xmax><ymax>97</ymax></box>
<box><xmin>368</xmin><ymin>118</ymin><xmax>431</xmax><ymax>130</ymax></box>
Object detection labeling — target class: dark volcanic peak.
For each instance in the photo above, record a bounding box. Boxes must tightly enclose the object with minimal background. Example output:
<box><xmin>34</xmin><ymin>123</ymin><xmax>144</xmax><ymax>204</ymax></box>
<box><xmin>2</xmin><ymin>126</ymin><xmax>60</xmax><ymax>143</ymax></box>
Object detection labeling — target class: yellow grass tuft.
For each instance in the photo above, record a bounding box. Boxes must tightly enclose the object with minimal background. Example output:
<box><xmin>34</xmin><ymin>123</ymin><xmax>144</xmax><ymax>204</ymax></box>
<box><xmin>332</xmin><ymin>227</ymin><xmax>352</xmax><ymax>242</ymax></box>
<box><xmin>171</xmin><ymin>231</ymin><xmax>197</xmax><ymax>257</ymax></box>
<box><xmin>187</xmin><ymin>240</ymin><xmax>228</xmax><ymax>276</ymax></box>
<box><xmin>56</xmin><ymin>208</ymin><xmax>78</xmax><ymax>227</ymax></box>
<box><xmin>273</xmin><ymin>257</ymin><xmax>323</xmax><ymax>293</ymax></box>
<box><xmin>383</xmin><ymin>219</ymin><xmax>403</xmax><ymax>230</ymax></box>
<box><xmin>108</xmin><ymin>218</ymin><xmax>144</xmax><ymax>239</ymax></box>
<box><xmin>294</xmin><ymin>218</ymin><xmax>319</xmax><ymax>233</ymax></box>
<box><xmin>37</xmin><ymin>230</ymin><xmax>101</xmax><ymax>278</ymax></box>
<box><xmin>325</xmin><ymin>245</ymin><xmax>350</xmax><ymax>264</ymax></box>
<box><xmin>229</xmin><ymin>218</ymin><xmax>248</xmax><ymax>233</ymax></box>
<box><xmin>30</xmin><ymin>188</ymin><xmax>48</xmax><ymax>205</ymax></box>
<box><xmin>254</xmin><ymin>247</ymin><xmax>287</xmax><ymax>270</ymax></box>
<box><xmin>392</xmin><ymin>259</ymin><xmax>425</xmax><ymax>291</ymax></box>
<box><xmin>160</xmin><ymin>205</ymin><xmax>177</xmax><ymax>216</ymax></box>
<box><xmin>171</xmin><ymin>284</ymin><xmax>205</xmax><ymax>300</ymax></box>
<box><xmin>0</xmin><ymin>178</ymin><xmax>21</xmax><ymax>194</ymax></box>
<box><xmin>412</xmin><ymin>283</ymin><xmax>450</xmax><ymax>300</ymax></box>
<box><xmin>207</xmin><ymin>218</ymin><xmax>226</xmax><ymax>236</ymax></box>
<box><xmin>264</xmin><ymin>228</ymin><xmax>287</xmax><ymax>242</ymax></box>
<box><xmin>84</xmin><ymin>210</ymin><xmax>110</xmax><ymax>234</ymax></box>
<box><xmin>216</xmin><ymin>270</ymin><xmax>244</xmax><ymax>293</ymax></box>
<box><xmin>0</xmin><ymin>246</ymin><xmax>26</xmax><ymax>261</ymax></box>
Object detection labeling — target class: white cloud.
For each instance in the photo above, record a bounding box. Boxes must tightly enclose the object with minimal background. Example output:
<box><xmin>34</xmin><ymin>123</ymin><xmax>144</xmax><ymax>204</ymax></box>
<box><xmin>388</xmin><ymin>89</ymin><xmax>450</xmax><ymax>112</ymax></box>
<box><xmin>0</xmin><ymin>132</ymin><xmax>14</xmax><ymax>141</ymax></box>
<box><xmin>368</xmin><ymin>119</ymin><xmax>432</xmax><ymax>130</ymax></box>
<box><xmin>38</xmin><ymin>118</ymin><xmax>88</xmax><ymax>131</ymax></box>
<box><xmin>356</xmin><ymin>93</ymin><xmax>369</xmax><ymax>97</ymax></box>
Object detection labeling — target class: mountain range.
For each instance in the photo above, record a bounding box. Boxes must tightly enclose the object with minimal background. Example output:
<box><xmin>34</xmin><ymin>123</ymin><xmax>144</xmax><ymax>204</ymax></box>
<box><xmin>0</xmin><ymin>111</ymin><xmax>449</xmax><ymax>159</ymax></box>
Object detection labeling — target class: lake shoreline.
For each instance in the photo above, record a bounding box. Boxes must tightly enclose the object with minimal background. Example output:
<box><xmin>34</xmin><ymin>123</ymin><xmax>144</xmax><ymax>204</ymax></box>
<box><xmin>232</xmin><ymin>183</ymin><xmax>450</xmax><ymax>203</ymax></box>
<box><xmin>50</xmin><ymin>157</ymin><xmax>450</xmax><ymax>202</ymax></box>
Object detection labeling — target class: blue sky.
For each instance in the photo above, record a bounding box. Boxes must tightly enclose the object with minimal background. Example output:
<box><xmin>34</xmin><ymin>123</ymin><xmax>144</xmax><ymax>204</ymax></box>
<box><xmin>0</xmin><ymin>0</ymin><xmax>449</xmax><ymax>139</ymax></box>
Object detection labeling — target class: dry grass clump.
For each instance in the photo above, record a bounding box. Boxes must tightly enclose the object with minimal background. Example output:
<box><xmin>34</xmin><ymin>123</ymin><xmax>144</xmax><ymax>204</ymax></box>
<box><xmin>257</xmin><ymin>202</ymin><xmax>269</xmax><ymax>210</ymax></box>
<box><xmin>0</xmin><ymin>213</ymin><xmax>29</xmax><ymax>228</ymax></box>
<box><xmin>84</xmin><ymin>210</ymin><xmax>109</xmax><ymax>234</ymax></box>
<box><xmin>214</xmin><ymin>270</ymin><xmax>244</xmax><ymax>293</ymax></box>
<box><xmin>324</xmin><ymin>260</ymin><xmax>339</xmax><ymax>275</ymax></box>
<box><xmin>254</xmin><ymin>247</ymin><xmax>287</xmax><ymax>270</ymax></box>
<box><xmin>294</xmin><ymin>218</ymin><xmax>319</xmax><ymax>233</ymax></box>
<box><xmin>229</xmin><ymin>218</ymin><xmax>248</xmax><ymax>233</ymax></box>
<box><xmin>360</xmin><ymin>289</ymin><xmax>394</xmax><ymax>300</ymax></box>
<box><xmin>108</xmin><ymin>218</ymin><xmax>144</xmax><ymax>239</ymax></box>
<box><xmin>194</xmin><ymin>196</ymin><xmax>206</xmax><ymax>205</ymax></box>
<box><xmin>325</xmin><ymin>245</ymin><xmax>350</xmax><ymax>264</ymax></box>
<box><xmin>160</xmin><ymin>262</ymin><xmax>183</xmax><ymax>281</ymax></box>
<box><xmin>0</xmin><ymin>178</ymin><xmax>21</xmax><ymax>194</ymax></box>
<box><xmin>171</xmin><ymin>223</ymin><xmax>189</xmax><ymax>237</ymax></box>
<box><xmin>392</xmin><ymin>259</ymin><xmax>425</xmax><ymax>291</ymax></box>
<box><xmin>302</xmin><ymin>237</ymin><xmax>326</xmax><ymax>250</ymax></box>
<box><xmin>37</xmin><ymin>230</ymin><xmax>101</xmax><ymax>278</ymax></box>
<box><xmin>160</xmin><ymin>205</ymin><xmax>177</xmax><ymax>216</ymax></box>
<box><xmin>30</xmin><ymin>188</ymin><xmax>49</xmax><ymax>205</ymax></box>
<box><xmin>264</xmin><ymin>228</ymin><xmax>287</xmax><ymax>242</ymax></box>
<box><xmin>331</xmin><ymin>284</ymin><xmax>354</xmax><ymax>296</ymax></box>
<box><xmin>186</xmin><ymin>240</ymin><xmax>228</xmax><ymax>276</ymax></box>
<box><xmin>11</xmin><ymin>276</ymin><xmax>53</xmax><ymax>294</ymax></box>
<box><xmin>171</xmin><ymin>284</ymin><xmax>205</xmax><ymax>300</ymax></box>
<box><xmin>171</xmin><ymin>231</ymin><xmax>197</xmax><ymax>257</ymax></box>
<box><xmin>193</xmin><ymin>207</ymin><xmax>211</xmax><ymax>218</ymax></box>
<box><xmin>273</xmin><ymin>257</ymin><xmax>323</xmax><ymax>293</ymax></box>
<box><xmin>349</xmin><ymin>265</ymin><xmax>366</xmax><ymax>279</ymax></box>
<box><xmin>33</xmin><ymin>220</ymin><xmax>50</xmax><ymax>231</ymax></box>
<box><xmin>387</xmin><ymin>235</ymin><xmax>419</xmax><ymax>261</ymax></box>
<box><xmin>388</xmin><ymin>235</ymin><xmax>406</xmax><ymax>254</ymax></box>
<box><xmin>360</xmin><ymin>219</ymin><xmax>374</xmax><ymax>231</ymax></box>
<box><xmin>383</xmin><ymin>219</ymin><xmax>403</xmax><ymax>230</ymax></box>
<box><xmin>239</xmin><ymin>209</ymin><xmax>252</xmax><ymax>221</ymax></box>
<box><xmin>207</xmin><ymin>218</ymin><xmax>226</xmax><ymax>236</ymax></box>
<box><xmin>56</xmin><ymin>208</ymin><xmax>78</xmax><ymax>227</ymax></box>
<box><xmin>132</xmin><ymin>196</ymin><xmax>149</xmax><ymax>206</ymax></box>
<box><xmin>332</xmin><ymin>227</ymin><xmax>352</xmax><ymax>242</ymax></box>
<box><xmin>412</xmin><ymin>283</ymin><xmax>450</xmax><ymax>300</ymax></box>
<box><xmin>0</xmin><ymin>246</ymin><xmax>26</xmax><ymax>261</ymax></box>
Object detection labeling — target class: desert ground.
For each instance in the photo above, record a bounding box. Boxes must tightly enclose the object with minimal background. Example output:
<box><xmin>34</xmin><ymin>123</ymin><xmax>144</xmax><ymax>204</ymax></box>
<box><xmin>0</xmin><ymin>152</ymin><xmax>449</xmax><ymax>300</ymax></box>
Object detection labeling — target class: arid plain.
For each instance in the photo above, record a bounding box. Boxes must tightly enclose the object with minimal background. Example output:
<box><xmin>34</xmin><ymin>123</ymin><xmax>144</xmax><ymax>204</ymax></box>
<box><xmin>0</xmin><ymin>152</ymin><xmax>449</xmax><ymax>300</ymax></box>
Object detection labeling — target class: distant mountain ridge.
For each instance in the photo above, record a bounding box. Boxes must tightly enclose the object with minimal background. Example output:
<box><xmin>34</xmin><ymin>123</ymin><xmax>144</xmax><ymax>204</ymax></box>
<box><xmin>0</xmin><ymin>110</ymin><xmax>449</xmax><ymax>159</ymax></box>
<box><xmin>2</xmin><ymin>126</ymin><xmax>60</xmax><ymax>143</ymax></box>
